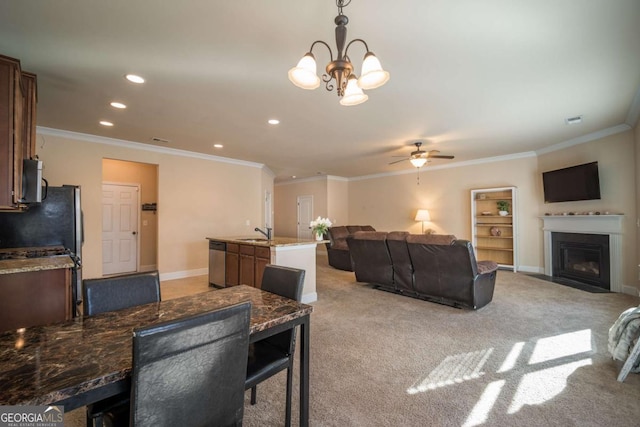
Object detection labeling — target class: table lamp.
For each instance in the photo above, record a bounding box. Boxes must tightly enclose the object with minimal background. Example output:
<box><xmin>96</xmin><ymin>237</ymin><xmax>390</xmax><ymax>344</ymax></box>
<box><xmin>414</xmin><ymin>209</ymin><xmax>431</xmax><ymax>234</ymax></box>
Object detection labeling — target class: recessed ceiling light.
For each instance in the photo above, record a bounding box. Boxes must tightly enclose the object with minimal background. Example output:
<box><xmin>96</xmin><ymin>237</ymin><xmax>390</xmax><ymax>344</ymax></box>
<box><xmin>125</xmin><ymin>74</ymin><xmax>145</xmax><ymax>84</ymax></box>
<box><xmin>99</xmin><ymin>120</ymin><xmax>114</xmax><ymax>127</ymax></box>
<box><xmin>292</xmin><ymin>175</ymin><xmax>297</xmax><ymax>179</ymax></box>
<box><xmin>268</xmin><ymin>119</ymin><xmax>280</xmax><ymax>125</ymax></box>
<box><xmin>110</xmin><ymin>102</ymin><xmax>127</xmax><ymax>109</ymax></box>
<box><xmin>565</xmin><ymin>115</ymin><xmax>583</xmax><ymax>125</ymax></box>
<box><xmin>213</xmin><ymin>144</ymin><xmax>223</xmax><ymax>148</ymax></box>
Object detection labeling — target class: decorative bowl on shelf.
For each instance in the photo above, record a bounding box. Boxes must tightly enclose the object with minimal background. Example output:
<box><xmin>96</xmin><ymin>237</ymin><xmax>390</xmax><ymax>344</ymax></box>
<box><xmin>481</xmin><ymin>211</ymin><xmax>492</xmax><ymax>216</ymax></box>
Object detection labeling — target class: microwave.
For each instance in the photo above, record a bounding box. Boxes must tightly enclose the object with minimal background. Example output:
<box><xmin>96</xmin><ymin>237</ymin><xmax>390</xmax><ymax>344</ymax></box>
<box><xmin>20</xmin><ymin>159</ymin><xmax>46</xmax><ymax>204</ymax></box>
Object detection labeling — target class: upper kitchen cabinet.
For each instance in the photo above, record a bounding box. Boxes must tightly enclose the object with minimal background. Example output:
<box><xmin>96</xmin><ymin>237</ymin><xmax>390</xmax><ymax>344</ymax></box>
<box><xmin>0</xmin><ymin>54</ymin><xmax>37</xmax><ymax>210</ymax></box>
<box><xmin>21</xmin><ymin>71</ymin><xmax>37</xmax><ymax>160</ymax></box>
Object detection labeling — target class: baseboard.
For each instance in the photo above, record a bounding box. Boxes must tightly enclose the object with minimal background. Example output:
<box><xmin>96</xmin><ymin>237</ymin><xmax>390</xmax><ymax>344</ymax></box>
<box><xmin>516</xmin><ymin>265</ymin><xmax>544</xmax><ymax>274</ymax></box>
<box><xmin>302</xmin><ymin>292</ymin><xmax>318</xmax><ymax>304</ymax></box>
<box><xmin>160</xmin><ymin>268</ymin><xmax>208</xmax><ymax>281</ymax></box>
<box><xmin>139</xmin><ymin>264</ymin><xmax>157</xmax><ymax>272</ymax></box>
<box><xmin>622</xmin><ymin>285</ymin><xmax>638</xmax><ymax>296</ymax></box>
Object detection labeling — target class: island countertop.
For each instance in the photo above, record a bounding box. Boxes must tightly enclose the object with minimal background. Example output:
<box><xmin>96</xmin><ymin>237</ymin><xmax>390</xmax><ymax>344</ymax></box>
<box><xmin>206</xmin><ymin>236</ymin><xmax>324</xmax><ymax>247</ymax></box>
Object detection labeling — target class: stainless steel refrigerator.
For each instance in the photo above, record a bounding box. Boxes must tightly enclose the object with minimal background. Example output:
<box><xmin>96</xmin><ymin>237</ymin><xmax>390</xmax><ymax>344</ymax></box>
<box><xmin>0</xmin><ymin>185</ymin><xmax>83</xmax><ymax>315</ymax></box>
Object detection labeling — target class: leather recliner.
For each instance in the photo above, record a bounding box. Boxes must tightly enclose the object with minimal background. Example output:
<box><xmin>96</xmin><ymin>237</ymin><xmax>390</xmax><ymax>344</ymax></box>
<box><xmin>347</xmin><ymin>232</ymin><xmax>498</xmax><ymax>310</ymax></box>
<box><xmin>325</xmin><ymin>225</ymin><xmax>376</xmax><ymax>271</ymax></box>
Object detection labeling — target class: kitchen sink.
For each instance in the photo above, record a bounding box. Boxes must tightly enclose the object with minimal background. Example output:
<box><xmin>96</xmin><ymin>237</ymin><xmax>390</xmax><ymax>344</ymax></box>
<box><xmin>237</xmin><ymin>238</ymin><xmax>269</xmax><ymax>242</ymax></box>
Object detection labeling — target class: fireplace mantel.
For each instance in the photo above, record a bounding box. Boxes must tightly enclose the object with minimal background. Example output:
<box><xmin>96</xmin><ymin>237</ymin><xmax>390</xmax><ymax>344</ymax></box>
<box><xmin>541</xmin><ymin>215</ymin><xmax>623</xmax><ymax>292</ymax></box>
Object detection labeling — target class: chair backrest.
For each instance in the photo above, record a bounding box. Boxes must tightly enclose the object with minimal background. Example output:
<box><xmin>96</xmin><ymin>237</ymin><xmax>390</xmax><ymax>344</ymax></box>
<box><xmin>346</xmin><ymin>231</ymin><xmax>393</xmax><ymax>286</ymax></box>
<box><xmin>83</xmin><ymin>271</ymin><xmax>161</xmax><ymax>316</ymax></box>
<box><xmin>130</xmin><ymin>301</ymin><xmax>251</xmax><ymax>427</ymax></box>
<box><xmin>386</xmin><ymin>231</ymin><xmax>412</xmax><ymax>292</ymax></box>
<box><xmin>260</xmin><ymin>265</ymin><xmax>305</xmax><ymax>352</ymax></box>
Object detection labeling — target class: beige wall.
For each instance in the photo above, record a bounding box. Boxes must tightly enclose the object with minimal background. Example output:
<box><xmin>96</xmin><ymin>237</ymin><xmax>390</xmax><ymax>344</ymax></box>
<box><xmin>326</xmin><ymin>177</ymin><xmax>348</xmax><ymax>227</ymax></box>
<box><xmin>537</xmin><ymin>130</ymin><xmax>636</xmax><ymax>288</ymax></box>
<box><xmin>635</xmin><ymin>123</ymin><xmax>640</xmax><ymax>291</ymax></box>
<box><xmin>274</xmin><ymin>178</ymin><xmax>328</xmax><ymax>238</ymax></box>
<box><xmin>348</xmin><ymin>155</ymin><xmax>541</xmax><ymax>270</ymax></box>
<box><xmin>37</xmin><ymin>132</ymin><xmax>266</xmax><ymax>279</ymax></box>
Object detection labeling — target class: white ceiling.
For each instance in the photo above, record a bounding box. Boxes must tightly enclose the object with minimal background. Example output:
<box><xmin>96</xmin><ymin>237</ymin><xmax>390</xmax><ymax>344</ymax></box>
<box><xmin>1</xmin><ymin>0</ymin><xmax>639</xmax><ymax>182</ymax></box>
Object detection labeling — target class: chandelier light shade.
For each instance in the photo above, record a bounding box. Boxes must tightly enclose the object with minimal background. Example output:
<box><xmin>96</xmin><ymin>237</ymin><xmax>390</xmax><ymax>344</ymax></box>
<box><xmin>410</xmin><ymin>157</ymin><xmax>428</xmax><ymax>168</ymax></box>
<box><xmin>288</xmin><ymin>53</ymin><xmax>321</xmax><ymax>90</ymax></box>
<box><xmin>340</xmin><ymin>75</ymin><xmax>368</xmax><ymax>106</ymax></box>
<box><xmin>288</xmin><ymin>0</ymin><xmax>389</xmax><ymax>106</ymax></box>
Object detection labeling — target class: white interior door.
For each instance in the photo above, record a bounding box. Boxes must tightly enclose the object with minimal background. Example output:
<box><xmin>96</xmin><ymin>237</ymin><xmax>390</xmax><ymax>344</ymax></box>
<box><xmin>297</xmin><ymin>195</ymin><xmax>313</xmax><ymax>240</ymax></box>
<box><xmin>102</xmin><ymin>184</ymin><xmax>139</xmax><ymax>275</ymax></box>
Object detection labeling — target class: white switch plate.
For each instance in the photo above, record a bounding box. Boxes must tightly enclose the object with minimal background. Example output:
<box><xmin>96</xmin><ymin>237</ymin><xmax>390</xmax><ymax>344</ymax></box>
<box><xmin>246</xmin><ymin>220</ymin><xmax>250</xmax><ymax>226</ymax></box>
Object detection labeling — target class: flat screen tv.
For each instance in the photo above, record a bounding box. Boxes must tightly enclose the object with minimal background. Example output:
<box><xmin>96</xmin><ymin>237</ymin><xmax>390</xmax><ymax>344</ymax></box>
<box><xmin>542</xmin><ymin>161</ymin><xmax>601</xmax><ymax>203</ymax></box>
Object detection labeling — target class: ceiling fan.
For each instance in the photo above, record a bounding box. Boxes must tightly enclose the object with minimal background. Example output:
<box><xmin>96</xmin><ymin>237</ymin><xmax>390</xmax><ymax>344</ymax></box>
<box><xmin>389</xmin><ymin>142</ymin><xmax>454</xmax><ymax>168</ymax></box>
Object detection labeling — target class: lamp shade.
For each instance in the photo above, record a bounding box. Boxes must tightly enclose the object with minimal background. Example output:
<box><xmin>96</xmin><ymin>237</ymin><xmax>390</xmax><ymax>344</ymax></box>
<box><xmin>358</xmin><ymin>52</ymin><xmax>390</xmax><ymax>90</ymax></box>
<box><xmin>415</xmin><ymin>209</ymin><xmax>431</xmax><ymax>222</ymax></box>
<box><xmin>409</xmin><ymin>157</ymin><xmax>427</xmax><ymax>168</ymax></box>
<box><xmin>288</xmin><ymin>53</ymin><xmax>321</xmax><ymax>90</ymax></box>
<box><xmin>340</xmin><ymin>75</ymin><xmax>368</xmax><ymax>106</ymax></box>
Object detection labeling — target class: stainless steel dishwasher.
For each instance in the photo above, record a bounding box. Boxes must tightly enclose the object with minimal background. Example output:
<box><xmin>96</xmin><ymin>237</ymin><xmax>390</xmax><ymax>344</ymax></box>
<box><xmin>208</xmin><ymin>240</ymin><xmax>226</xmax><ymax>287</ymax></box>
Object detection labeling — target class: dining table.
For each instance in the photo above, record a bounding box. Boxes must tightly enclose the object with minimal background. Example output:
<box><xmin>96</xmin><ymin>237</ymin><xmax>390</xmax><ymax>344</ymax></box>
<box><xmin>0</xmin><ymin>284</ymin><xmax>313</xmax><ymax>426</ymax></box>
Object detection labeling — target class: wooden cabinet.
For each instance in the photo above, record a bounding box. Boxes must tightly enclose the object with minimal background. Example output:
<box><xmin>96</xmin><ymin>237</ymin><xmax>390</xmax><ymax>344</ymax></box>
<box><xmin>225</xmin><ymin>243</ymin><xmax>239</xmax><ymax>286</ymax></box>
<box><xmin>21</xmin><ymin>71</ymin><xmax>37</xmax><ymax>160</ymax></box>
<box><xmin>224</xmin><ymin>242</ymin><xmax>271</xmax><ymax>288</ymax></box>
<box><xmin>0</xmin><ymin>54</ymin><xmax>37</xmax><ymax>210</ymax></box>
<box><xmin>0</xmin><ymin>268</ymin><xmax>72</xmax><ymax>332</ymax></box>
<box><xmin>239</xmin><ymin>244</ymin><xmax>255</xmax><ymax>287</ymax></box>
<box><xmin>254</xmin><ymin>246</ymin><xmax>271</xmax><ymax>289</ymax></box>
<box><xmin>471</xmin><ymin>187</ymin><xmax>517</xmax><ymax>271</ymax></box>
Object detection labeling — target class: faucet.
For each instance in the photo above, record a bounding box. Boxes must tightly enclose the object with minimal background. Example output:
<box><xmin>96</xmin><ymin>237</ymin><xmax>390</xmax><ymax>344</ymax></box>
<box><xmin>255</xmin><ymin>227</ymin><xmax>272</xmax><ymax>240</ymax></box>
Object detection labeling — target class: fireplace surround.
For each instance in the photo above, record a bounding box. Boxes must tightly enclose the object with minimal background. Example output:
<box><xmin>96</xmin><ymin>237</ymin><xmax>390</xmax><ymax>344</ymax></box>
<box><xmin>541</xmin><ymin>215</ymin><xmax>623</xmax><ymax>292</ymax></box>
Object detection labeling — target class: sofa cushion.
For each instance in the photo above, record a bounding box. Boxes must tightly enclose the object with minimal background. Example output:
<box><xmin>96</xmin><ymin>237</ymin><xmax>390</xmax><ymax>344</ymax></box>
<box><xmin>406</xmin><ymin>234</ymin><xmax>456</xmax><ymax>245</ymax></box>
<box><xmin>346</xmin><ymin>225</ymin><xmax>363</xmax><ymax>233</ymax></box>
<box><xmin>353</xmin><ymin>231</ymin><xmax>387</xmax><ymax>240</ymax></box>
<box><xmin>328</xmin><ymin>226</ymin><xmax>350</xmax><ymax>250</ymax></box>
<box><xmin>477</xmin><ymin>260</ymin><xmax>499</xmax><ymax>274</ymax></box>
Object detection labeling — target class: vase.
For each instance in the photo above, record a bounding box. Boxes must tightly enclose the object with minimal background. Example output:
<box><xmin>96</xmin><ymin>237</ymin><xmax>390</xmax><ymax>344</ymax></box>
<box><xmin>315</xmin><ymin>231</ymin><xmax>323</xmax><ymax>241</ymax></box>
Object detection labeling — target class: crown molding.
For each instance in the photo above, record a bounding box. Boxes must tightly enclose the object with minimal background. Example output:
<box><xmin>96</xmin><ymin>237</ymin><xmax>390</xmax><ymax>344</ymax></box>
<box><xmin>37</xmin><ymin>126</ymin><xmax>265</xmax><ymax>169</ymax></box>
<box><xmin>350</xmin><ymin>151</ymin><xmax>537</xmax><ymax>182</ymax></box>
<box><xmin>535</xmin><ymin>124</ymin><xmax>631</xmax><ymax>156</ymax></box>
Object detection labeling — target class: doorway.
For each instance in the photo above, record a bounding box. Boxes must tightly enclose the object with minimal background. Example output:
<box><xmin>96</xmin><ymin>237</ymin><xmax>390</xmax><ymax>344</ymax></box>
<box><xmin>102</xmin><ymin>159</ymin><xmax>158</xmax><ymax>275</ymax></box>
<box><xmin>297</xmin><ymin>195</ymin><xmax>313</xmax><ymax>240</ymax></box>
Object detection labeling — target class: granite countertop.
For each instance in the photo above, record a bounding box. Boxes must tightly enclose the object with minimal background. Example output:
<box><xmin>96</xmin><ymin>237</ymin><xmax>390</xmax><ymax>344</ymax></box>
<box><xmin>0</xmin><ymin>255</ymin><xmax>74</xmax><ymax>275</ymax></box>
<box><xmin>0</xmin><ymin>285</ymin><xmax>313</xmax><ymax>406</ymax></box>
<box><xmin>207</xmin><ymin>236</ymin><xmax>324</xmax><ymax>247</ymax></box>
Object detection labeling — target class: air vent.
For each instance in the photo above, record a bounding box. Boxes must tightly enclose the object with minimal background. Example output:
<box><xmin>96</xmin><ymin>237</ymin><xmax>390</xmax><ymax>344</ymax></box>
<box><xmin>565</xmin><ymin>115</ymin><xmax>583</xmax><ymax>125</ymax></box>
<box><xmin>151</xmin><ymin>137</ymin><xmax>171</xmax><ymax>143</ymax></box>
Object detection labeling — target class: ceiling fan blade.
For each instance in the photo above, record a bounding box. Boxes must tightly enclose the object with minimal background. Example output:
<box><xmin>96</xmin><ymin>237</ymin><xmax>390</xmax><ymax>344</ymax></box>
<box><xmin>429</xmin><ymin>155</ymin><xmax>455</xmax><ymax>159</ymax></box>
<box><xmin>388</xmin><ymin>158</ymin><xmax>409</xmax><ymax>165</ymax></box>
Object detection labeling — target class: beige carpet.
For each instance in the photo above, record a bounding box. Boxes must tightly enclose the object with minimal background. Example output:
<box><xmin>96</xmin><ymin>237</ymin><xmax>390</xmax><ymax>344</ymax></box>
<box><xmin>67</xmin><ymin>255</ymin><xmax>640</xmax><ymax>426</ymax></box>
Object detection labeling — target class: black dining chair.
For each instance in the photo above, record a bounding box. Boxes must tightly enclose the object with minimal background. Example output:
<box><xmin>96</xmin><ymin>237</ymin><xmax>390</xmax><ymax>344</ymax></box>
<box><xmin>83</xmin><ymin>271</ymin><xmax>162</xmax><ymax>427</ymax></box>
<box><xmin>82</xmin><ymin>271</ymin><xmax>161</xmax><ymax>316</ymax></box>
<box><xmin>97</xmin><ymin>301</ymin><xmax>252</xmax><ymax>427</ymax></box>
<box><xmin>245</xmin><ymin>264</ymin><xmax>305</xmax><ymax>427</ymax></box>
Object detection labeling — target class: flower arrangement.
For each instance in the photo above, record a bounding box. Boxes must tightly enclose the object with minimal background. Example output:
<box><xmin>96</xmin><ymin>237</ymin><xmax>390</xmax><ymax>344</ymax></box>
<box><xmin>310</xmin><ymin>216</ymin><xmax>332</xmax><ymax>238</ymax></box>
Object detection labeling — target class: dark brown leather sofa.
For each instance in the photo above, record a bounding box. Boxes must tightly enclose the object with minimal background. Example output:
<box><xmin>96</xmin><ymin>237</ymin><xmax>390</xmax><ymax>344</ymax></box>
<box><xmin>324</xmin><ymin>225</ymin><xmax>375</xmax><ymax>271</ymax></box>
<box><xmin>347</xmin><ymin>232</ymin><xmax>498</xmax><ymax>309</ymax></box>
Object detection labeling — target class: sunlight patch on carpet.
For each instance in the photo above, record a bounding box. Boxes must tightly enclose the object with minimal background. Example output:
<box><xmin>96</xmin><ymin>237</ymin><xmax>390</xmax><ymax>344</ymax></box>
<box><xmin>407</xmin><ymin>348</ymin><xmax>493</xmax><ymax>394</ymax></box>
<box><xmin>497</xmin><ymin>342</ymin><xmax>525</xmax><ymax>373</ymax></box>
<box><xmin>507</xmin><ymin>358</ymin><xmax>592</xmax><ymax>414</ymax></box>
<box><xmin>462</xmin><ymin>380</ymin><xmax>506</xmax><ymax>427</ymax></box>
<box><xmin>529</xmin><ymin>329</ymin><xmax>593</xmax><ymax>364</ymax></box>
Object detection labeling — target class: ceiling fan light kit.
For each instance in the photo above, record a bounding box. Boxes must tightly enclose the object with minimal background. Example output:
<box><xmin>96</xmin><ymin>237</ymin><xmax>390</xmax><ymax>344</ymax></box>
<box><xmin>389</xmin><ymin>142</ymin><xmax>455</xmax><ymax>169</ymax></box>
<box><xmin>288</xmin><ymin>0</ymin><xmax>389</xmax><ymax>106</ymax></box>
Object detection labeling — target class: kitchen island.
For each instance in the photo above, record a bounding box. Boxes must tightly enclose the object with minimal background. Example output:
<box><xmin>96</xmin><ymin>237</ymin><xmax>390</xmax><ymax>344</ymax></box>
<box><xmin>206</xmin><ymin>236</ymin><xmax>323</xmax><ymax>303</ymax></box>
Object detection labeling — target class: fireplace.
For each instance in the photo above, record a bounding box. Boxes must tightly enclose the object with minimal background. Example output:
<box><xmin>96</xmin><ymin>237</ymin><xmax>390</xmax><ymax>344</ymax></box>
<box><xmin>551</xmin><ymin>232</ymin><xmax>610</xmax><ymax>290</ymax></box>
<box><xmin>541</xmin><ymin>214</ymin><xmax>623</xmax><ymax>293</ymax></box>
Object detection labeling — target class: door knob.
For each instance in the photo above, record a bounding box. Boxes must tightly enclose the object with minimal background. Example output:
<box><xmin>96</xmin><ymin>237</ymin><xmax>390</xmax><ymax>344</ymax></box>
<box><xmin>132</xmin><ymin>231</ymin><xmax>137</xmax><ymax>235</ymax></box>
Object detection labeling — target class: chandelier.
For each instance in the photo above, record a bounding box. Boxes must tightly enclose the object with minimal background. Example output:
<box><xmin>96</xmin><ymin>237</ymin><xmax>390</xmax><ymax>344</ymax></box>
<box><xmin>287</xmin><ymin>0</ymin><xmax>390</xmax><ymax>106</ymax></box>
